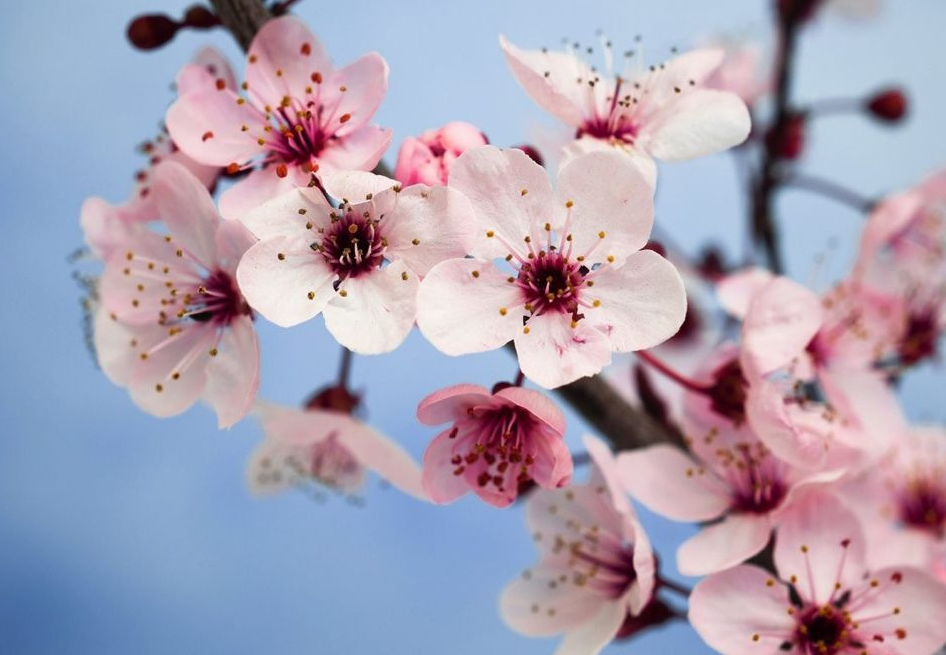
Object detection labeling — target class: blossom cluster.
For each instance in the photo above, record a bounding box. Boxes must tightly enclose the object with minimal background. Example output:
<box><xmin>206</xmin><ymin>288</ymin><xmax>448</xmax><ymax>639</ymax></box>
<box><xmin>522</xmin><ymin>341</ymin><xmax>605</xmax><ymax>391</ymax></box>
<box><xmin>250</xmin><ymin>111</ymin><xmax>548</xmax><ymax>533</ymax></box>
<box><xmin>78</xmin><ymin>6</ymin><xmax>946</xmax><ymax>655</ymax></box>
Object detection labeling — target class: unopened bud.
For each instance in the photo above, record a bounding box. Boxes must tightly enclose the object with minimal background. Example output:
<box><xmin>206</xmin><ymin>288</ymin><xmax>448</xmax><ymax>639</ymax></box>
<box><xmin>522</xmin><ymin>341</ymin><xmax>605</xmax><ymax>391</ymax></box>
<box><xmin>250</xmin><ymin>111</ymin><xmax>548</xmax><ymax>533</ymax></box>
<box><xmin>766</xmin><ymin>112</ymin><xmax>806</xmax><ymax>160</ymax></box>
<box><xmin>127</xmin><ymin>14</ymin><xmax>180</xmax><ymax>50</ymax></box>
<box><xmin>182</xmin><ymin>5</ymin><xmax>219</xmax><ymax>29</ymax></box>
<box><xmin>865</xmin><ymin>88</ymin><xmax>908</xmax><ymax>123</ymax></box>
<box><xmin>305</xmin><ymin>385</ymin><xmax>361</xmax><ymax>414</ymax></box>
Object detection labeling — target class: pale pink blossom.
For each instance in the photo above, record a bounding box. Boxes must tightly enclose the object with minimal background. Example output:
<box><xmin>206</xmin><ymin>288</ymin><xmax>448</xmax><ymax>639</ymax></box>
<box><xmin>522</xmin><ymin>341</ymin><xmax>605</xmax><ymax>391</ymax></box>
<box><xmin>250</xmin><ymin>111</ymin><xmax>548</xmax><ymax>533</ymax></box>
<box><xmin>94</xmin><ymin>161</ymin><xmax>259</xmax><ymax>427</ymax></box>
<box><xmin>393</xmin><ymin>121</ymin><xmax>488</xmax><ymax>186</ymax></box>
<box><xmin>837</xmin><ymin>426</ymin><xmax>946</xmax><ymax>572</ymax></box>
<box><xmin>235</xmin><ymin>171</ymin><xmax>475</xmax><ymax>354</ymax></box>
<box><xmin>417</xmin><ymin>383</ymin><xmax>571</xmax><ymax>507</ymax></box>
<box><xmin>416</xmin><ymin>146</ymin><xmax>687</xmax><ymax>389</ymax></box>
<box><xmin>167</xmin><ymin>16</ymin><xmax>391</xmax><ymax>220</ymax></box>
<box><xmin>618</xmin><ymin>343</ymin><xmax>842</xmax><ymax>575</ymax></box>
<box><xmin>247</xmin><ymin>402</ymin><xmax>425</xmax><ymax>499</ymax></box>
<box><xmin>500</xmin><ymin>36</ymin><xmax>751</xmax><ymax>185</ymax></box>
<box><xmin>704</xmin><ymin>40</ymin><xmax>770</xmax><ymax>107</ymax></box>
<box><xmin>500</xmin><ymin>435</ymin><xmax>655</xmax><ymax>655</ymax></box>
<box><xmin>689</xmin><ymin>492</ymin><xmax>946</xmax><ymax>655</ymax></box>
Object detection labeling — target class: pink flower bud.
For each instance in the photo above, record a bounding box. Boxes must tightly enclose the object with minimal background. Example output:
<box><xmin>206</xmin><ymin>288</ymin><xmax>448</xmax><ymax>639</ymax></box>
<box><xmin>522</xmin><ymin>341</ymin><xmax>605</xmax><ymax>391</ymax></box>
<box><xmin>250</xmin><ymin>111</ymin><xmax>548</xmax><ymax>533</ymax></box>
<box><xmin>393</xmin><ymin>121</ymin><xmax>488</xmax><ymax>186</ymax></box>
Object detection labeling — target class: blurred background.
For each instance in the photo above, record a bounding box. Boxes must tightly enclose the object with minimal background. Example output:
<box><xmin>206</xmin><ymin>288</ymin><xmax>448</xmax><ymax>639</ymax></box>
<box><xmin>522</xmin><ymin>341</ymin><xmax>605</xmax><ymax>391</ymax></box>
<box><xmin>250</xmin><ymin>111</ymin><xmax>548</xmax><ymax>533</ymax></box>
<box><xmin>1</xmin><ymin>0</ymin><xmax>944</xmax><ymax>652</ymax></box>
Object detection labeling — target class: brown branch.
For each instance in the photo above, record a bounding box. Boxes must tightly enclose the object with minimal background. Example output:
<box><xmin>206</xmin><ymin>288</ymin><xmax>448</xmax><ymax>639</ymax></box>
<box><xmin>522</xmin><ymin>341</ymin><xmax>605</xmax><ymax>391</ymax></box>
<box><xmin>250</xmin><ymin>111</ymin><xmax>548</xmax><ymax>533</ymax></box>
<box><xmin>209</xmin><ymin>0</ymin><xmax>686</xmax><ymax>452</ymax></box>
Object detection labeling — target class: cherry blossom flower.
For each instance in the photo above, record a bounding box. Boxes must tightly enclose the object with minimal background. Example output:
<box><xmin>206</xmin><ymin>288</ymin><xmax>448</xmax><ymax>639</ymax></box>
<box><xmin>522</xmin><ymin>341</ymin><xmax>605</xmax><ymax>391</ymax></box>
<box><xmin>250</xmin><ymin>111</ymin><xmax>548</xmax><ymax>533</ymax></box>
<box><xmin>689</xmin><ymin>493</ymin><xmax>946</xmax><ymax>655</ymax></box>
<box><xmin>416</xmin><ymin>146</ymin><xmax>686</xmax><ymax>389</ymax></box>
<box><xmin>393</xmin><ymin>121</ymin><xmax>488</xmax><ymax>186</ymax></box>
<box><xmin>94</xmin><ymin>161</ymin><xmax>259</xmax><ymax>427</ymax></box>
<box><xmin>837</xmin><ymin>425</ymin><xmax>946</xmax><ymax>571</ymax></box>
<box><xmin>166</xmin><ymin>16</ymin><xmax>391</xmax><ymax>220</ymax></box>
<box><xmin>500</xmin><ymin>435</ymin><xmax>655</xmax><ymax>655</ymax></box>
<box><xmin>618</xmin><ymin>344</ymin><xmax>845</xmax><ymax>575</ymax></box>
<box><xmin>236</xmin><ymin>170</ymin><xmax>475</xmax><ymax>353</ymax></box>
<box><xmin>499</xmin><ymin>36</ymin><xmax>751</xmax><ymax>185</ymax></box>
<box><xmin>247</xmin><ymin>402</ymin><xmax>425</xmax><ymax>500</ymax></box>
<box><xmin>416</xmin><ymin>383</ymin><xmax>571</xmax><ymax>507</ymax></box>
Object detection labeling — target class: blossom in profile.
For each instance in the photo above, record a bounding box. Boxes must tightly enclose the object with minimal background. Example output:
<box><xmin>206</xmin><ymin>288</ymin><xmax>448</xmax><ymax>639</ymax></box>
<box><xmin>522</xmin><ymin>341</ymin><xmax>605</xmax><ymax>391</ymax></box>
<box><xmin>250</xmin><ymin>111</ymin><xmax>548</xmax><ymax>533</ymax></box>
<box><xmin>500</xmin><ymin>435</ymin><xmax>655</xmax><ymax>655</ymax></box>
<box><xmin>499</xmin><ymin>36</ymin><xmax>751</xmax><ymax>184</ymax></box>
<box><xmin>247</xmin><ymin>402</ymin><xmax>425</xmax><ymax>500</ymax></box>
<box><xmin>167</xmin><ymin>16</ymin><xmax>392</xmax><ymax>220</ymax></box>
<box><xmin>235</xmin><ymin>171</ymin><xmax>476</xmax><ymax>354</ymax></box>
<box><xmin>94</xmin><ymin>161</ymin><xmax>259</xmax><ymax>427</ymax></box>
<box><xmin>417</xmin><ymin>383</ymin><xmax>571</xmax><ymax>507</ymax></box>
<box><xmin>393</xmin><ymin>121</ymin><xmax>488</xmax><ymax>186</ymax></box>
<box><xmin>689</xmin><ymin>493</ymin><xmax>946</xmax><ymax>655</ymax></box>
<box><xmin>416</xmin><ymin>146</ymin><xmax>686</xmax><ymax>388</ymax></box>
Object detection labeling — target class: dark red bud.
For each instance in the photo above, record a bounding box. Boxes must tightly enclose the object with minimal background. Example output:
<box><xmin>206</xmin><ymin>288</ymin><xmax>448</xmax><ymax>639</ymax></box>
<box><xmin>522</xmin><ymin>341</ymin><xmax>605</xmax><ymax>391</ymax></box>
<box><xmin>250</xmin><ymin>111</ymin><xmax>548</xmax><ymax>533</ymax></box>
<box><xmin>865</xmin><ymin>88</ymin><xmax>908</xmax><ymax>123</ymax></box>
<box><xmin>304</xmin><ymin>385</ymin><xmax>361</xmax><ymax>414</ymax></box>
<box><xmin>182</xmin><ymin>5</ymin><xmax>219</xmax><ymax>29</ymax></box>
<box><xmin>776</xmin><ymin>0</ymin><xmax>823</xmax><ymax>23</ymax></box>
<box><xmin>642</xmin><ymin>240</ymin><xmax>666</xmax><ymax>258</ymax></box>
<box><xmin>127</xmin><ymin>14</ymin><xmax>180</xmax><ymax>50</ymax></box>
<box><xmin>514</xmin><ymin>144</ymin><xmax>544</xmax><ymax>167</ymax></box>
<box><xmin>697</xmin><ymin>245</ymin><xmax>729</xmax><ymax>281</ymax></box>
<box><xmin>766</xmin><ymin>112</ymin><xmax>806</xmax><ymax>160</ymax></box>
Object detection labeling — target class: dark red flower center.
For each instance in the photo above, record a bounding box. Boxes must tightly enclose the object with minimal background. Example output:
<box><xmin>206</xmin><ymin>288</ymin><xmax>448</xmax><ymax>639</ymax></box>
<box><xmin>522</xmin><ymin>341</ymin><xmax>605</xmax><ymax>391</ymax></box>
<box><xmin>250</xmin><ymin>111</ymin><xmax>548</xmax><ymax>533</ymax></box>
<box><xmin>185</xmin><ymin>269</ymin><xmax>249</xmax><ymax>326</ymax></box>
<box><xmin>314</xmin><ymin>209</ymin><xmax>386</xmax><ymax>279</ymax></box>
<box><xmin>517</xmin><ymin>251</ymin><xmax>588</xmax><ymax>317</ymax></box>
<box><xmin>899</xmin><ymin>478</ymin><xmax>946</xmax><ymax>535</ymax></box>
<box><xmin>707</xmin><ymin>358</ymin><xmax>749</xmax><ymax>425</ymax></box>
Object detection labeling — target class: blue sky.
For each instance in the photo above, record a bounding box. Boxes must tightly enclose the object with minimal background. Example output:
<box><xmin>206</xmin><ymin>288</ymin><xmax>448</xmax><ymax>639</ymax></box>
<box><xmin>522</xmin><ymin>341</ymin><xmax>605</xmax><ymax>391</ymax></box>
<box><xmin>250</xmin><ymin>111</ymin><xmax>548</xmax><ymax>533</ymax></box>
<box><xmin>1</xmin><ymin>0</ymin><xmax>944</xmax><ymax>653</ymax></box>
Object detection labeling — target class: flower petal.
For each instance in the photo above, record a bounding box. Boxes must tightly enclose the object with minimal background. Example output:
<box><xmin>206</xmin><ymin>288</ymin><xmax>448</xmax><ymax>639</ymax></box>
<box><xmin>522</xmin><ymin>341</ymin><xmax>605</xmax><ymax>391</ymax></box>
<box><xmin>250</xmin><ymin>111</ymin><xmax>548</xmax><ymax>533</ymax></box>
<box><xmin>715</xmin><ymin>267</ymin><xmax>774</xmax><ymax>320</ymax></box>
<box><xmin>554</xmin><ymin>150</ymin><xmax>654</xmax><ymax>264</ymax></box>
<box><xmin>448</xmin><ymin>145</ymin><xmax>553</xmax><ymax>260</ymax></box>
<box><xmin>515</xmin><ymin>312</ymin><xmax>612</xmax><ymax>388</ymax></box>
<box><xmin>495</xmin><ymin>386</ymin><xmax>566</xmax><ymax>435</ymax></box>
<box><xmin>236</xmin><ymin>235</ymin><xmax>336</xmax><ymax>327</ymax></box>
<box><xmin>678</xmin><ymin>513</ymin><xmax>772</xmax><ymax>576</ymax></box>
<box><xmin>315</xmin><ymin>125</ymin><xmax>392</xmax><ymax>174</ymax></box>
<box><xmin>219</xmin><ymin>165</ymin><xmax>309</xmax><ymax>222</ymax></box>
<box><xmin>81</xmin><ymin>197</ymin><xmax>141</xmax><ymax>260</ymax></box>
<box><xmin>245</xmin><ymin>16</ymin><xmax>332</xmax><ymax>110</ymax></box>
<box><xmin>323</xmin><ymin>259</ymin><xmax>418</xmax><ymax>354</ymax></box>
<box><xmin>617</xmin><ymin>445</ymin><xmax>731</xmax><ymax>522</ymax></box>
<box><xmin>152</xmin><ymin>161</ymin><xmax>221</xmax><ymax>267</ymax></box>
<box><xmin>337</xmin><ymin>418</ymin><xmax>425</xmax><ymax>500</ymax></box>
<box><xmin>320</xmin><ymin>170</ymin><xmax>398</xmax><ymax>203</ymax></box>
<box><xmin>321</xmin><ymin>52</ymin><xmax>388</xmax><ymax>136</ymax></box>
<box><xmin>204</xmin><ymin>316</ymin><xmax>259</xmax><ymax>428</ymax></box>
<box><xmin>643</xmin><ymin>89</ymin><xmax>751</xmax><ymax>161</ymax></box>
<box><xmin>586</xmin><ymin>250</ymin><xmax>687</xmax><ymax>352</ymax></box>
<box><xmin>421</xmin><ymin>429</ymin><xmax>473</xmax><ymax>504</ymax></box>
<box><xmin>500</xmin><ymin>565</ymin><xmax>605</xmax><ymax>637</ymax></box>
<box><xmin>416</xmin><ymin>258</ymin><xmax>523</xmax><ymax>356</ymax></box>
<box><xmin>166</xmin><ymin>88</ymin><xmax>264</xmax><ymax>166</ymax></box>
<box><xmin>238</xmin><ymin>187</ymin><xmax>331</xmax><ymax>242</ymax></box>
<box><xmin>416</xmin><ymin>383</ymin><xmax>492</xmax><ymax>425</ymax></box>
<box><xmin>554</xmin><ymin>601</ymin><xmax>625</xmax><ymax>655</ymax></box>
<box><xmin>499</xmin><ymin>35</ymin><xmax>587</xmax><ymax>128</ymax></box>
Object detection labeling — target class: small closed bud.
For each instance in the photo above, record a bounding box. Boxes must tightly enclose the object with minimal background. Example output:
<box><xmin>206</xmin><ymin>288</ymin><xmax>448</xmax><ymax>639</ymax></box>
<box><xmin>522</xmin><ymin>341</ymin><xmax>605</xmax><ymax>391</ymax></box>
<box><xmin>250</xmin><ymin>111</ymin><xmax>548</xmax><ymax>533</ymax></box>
<box><xmin>182</xmin><ymin>5</ymin><xmax>219</xmax><ymax>29</ymax></box>
<box><xmin>514</xmin><ymin>144</ymin><xmax>544</xmax><ymax>167</ymax></box>
<box><xmin>127</xmin><ymin>14</ymin><xmax>180</xmax><ymax>50</ymax></box>
<box><xmin>305</xmin><ymin>385</ymin><xmax>361</xmax><ymax>414</ymax></box>
<box><xmin>776</xmin><ymin>0</ymin><xmax>823</xmax><ymax>23</ymax></box>
<box><xmin>865</xmin><ymin>88</ymin><xmax>908</xmax><ymax>123</ymax></box>
<box><xmin>766</xmin><ymin>112</ymin><xmax>806</xmax><ymax>160</ymax></box>
<box><xmin>696</xmin><ymin>245</ymin><xmax>728</xmax><ymax>281</ymax></box>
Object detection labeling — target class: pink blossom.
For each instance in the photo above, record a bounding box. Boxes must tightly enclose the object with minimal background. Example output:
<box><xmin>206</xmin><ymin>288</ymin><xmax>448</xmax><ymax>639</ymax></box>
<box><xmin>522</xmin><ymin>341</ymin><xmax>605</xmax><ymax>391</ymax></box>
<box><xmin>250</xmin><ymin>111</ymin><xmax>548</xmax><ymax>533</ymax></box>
<box><xmin>618</xmin><ymin>343</ymin><xmax>842</xmax><ymax>575</ymax></box>
<box><xmin>837</xmin><ymin>426</ymin><xmax>946</xmax><ymax>572</ymax></box>
<box><xmin>500</xmin><ymin>435</ymin><xmax>655</xmax><ymax>654</ymax></box>
<box><xmin>704</xmin><ymin>40</ymin><xmax>770</xmax><ymax>107</ymax></box>
<box><xmin>417</xmin><ymin>383</ymin><xmax>571</xmax><ymax>507</ymax></box>
<box><xmin>416</xmin><ymin>146</ymin><xmax>687</xmax><ymax>389</ymax></box>
<box><xmin>94</xmin><ymin>161</ymin><xmax>259</xmax><ymax>428</ymax></box>
<box><xmin>689</xmin><ymin>493</ymin><xmax>946</xmax><ymax>655</ymax></box>
<box><xmin>166</xmin><ymin>16</ymin><xmax>391</xmax><ymax>220</ymax></box>
<box><xmin>393</xmin><ymin>121</ymin><xmax>488</xmax><ymax>186</ymax></box>
<box><xmin>235</xmin><ymin>171</ymin><xmax>476</xmax><ymax>354</ymax></box>
<box><xmin>247</xmin><ymin>402</ymin><xmax>425</xmax><ymax>499</ymax></box>
<box><xmin>499</xmin><ymin>36</ymin><xmax>751</xmax><ymax>185</ymax></box>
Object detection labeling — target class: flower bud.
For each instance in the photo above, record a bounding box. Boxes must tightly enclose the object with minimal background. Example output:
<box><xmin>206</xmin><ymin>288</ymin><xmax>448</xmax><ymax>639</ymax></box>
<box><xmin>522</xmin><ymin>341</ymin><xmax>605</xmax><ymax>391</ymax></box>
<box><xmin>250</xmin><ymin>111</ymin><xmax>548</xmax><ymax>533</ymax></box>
<box><xmin>304</xmin><ymin>385</ymin><xmax>361</xmax><ymax>414</ymax></box>
<box><xmin>766</xmin><ymin>112</ymin><xmax>806</xmax><ymax>160</ymax></box>
<box><xmin>182</xmin><ymin>5</ymin><xmax>219</xmax><ymax>29</ymax></box>
<box><xmin>126</xmin><ymin>14</ymin><xmax>180</xmax><ymax>50</ymax></box>
<box><xmin>865</xmin><ymin>88</ymin><xmax>908</xmax><ymax>123</ymax></box>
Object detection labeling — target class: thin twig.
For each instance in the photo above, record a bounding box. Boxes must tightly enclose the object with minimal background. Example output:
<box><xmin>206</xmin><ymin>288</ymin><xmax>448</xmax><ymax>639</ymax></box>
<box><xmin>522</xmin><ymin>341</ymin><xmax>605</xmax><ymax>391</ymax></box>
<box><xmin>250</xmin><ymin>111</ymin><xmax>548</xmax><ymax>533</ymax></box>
<box><xmin>782</xmin><ymin>173</ymin><xmax>875</xmax><ymax>213</ymax></box>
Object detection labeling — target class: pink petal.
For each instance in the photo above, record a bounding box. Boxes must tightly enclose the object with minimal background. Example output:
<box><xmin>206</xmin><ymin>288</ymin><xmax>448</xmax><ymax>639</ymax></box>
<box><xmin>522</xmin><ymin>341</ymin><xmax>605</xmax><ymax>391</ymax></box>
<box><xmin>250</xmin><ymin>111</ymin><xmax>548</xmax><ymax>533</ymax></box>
<box><xmin>448</xmin><ymin>145</ymin><xmax>553</xmax><ymax>260</ymax></box>
<box><xmin>678</xmin><ymin>513</ymin><xmax>772</xmax><ymax>576</ymax></box>
<box><xmin>421</xmin><ymin>428</ymin><xmax>474</xmax><ymax>504</ymax></box>
<box><xmin>554</xmin><ymin>601</ymin><xmax>626</xmax><ymax>655</ymax></box>
<box><xmin>499</xmin><ymin>35</ymin><xmax>587</xmax><ymax>128</ymax></box>
<box><xmin>515</xmin><ymin>312</ymin><xmax>612</xmax><ymax>388</ymax></box>
<box><xmin>236</xmin><ymin>235</ymin><xmax>336</xmax><ymax>327</ymax></box>
<box><xmin>554</xmin><ymin>150</ymin><xmax>655</xmax><ymax>266</ymax></box>
<box><xmin>320</xmin><ymin>170</ymin><xmax>398</xmax><ymax>203</ymax></box>
<box><xmin>689</xmin><ymin>565</ymin><xmax>795</xmax><ymax>655</ymax></box>
<box><xmin>245</xmin><ymin>16</ymin><xmax>332</xmax><ymax>110</ymax></box>
<box><xmin>322</xmin><ymin>259</ymin><xmax>419</xmax><ymax>354</ymax></box>
<box><xmin>500</xmin><ymin>565</ymin><xmax>605</xmax><ymax>637</ymax></box>
<box><xmin>715</xmin><ymin>267</ymin><xmax>774</xmax><ymax>320</ymax></box>
<box><xmin>321</xmin><ymin>53</ymin><xmax>388</xmax><ymax>136</ymax></box>
<box><xmin>773</xmin><ymin>493</ymin><xmax>866</xmax><ymax>605</ymax></box>
<box><xmin>80</xmin><ymin>197</ymin><xmax>141</xmax><ymax>259</ymax></box>
<box><xmin>189</xmin><ymin>46</ymin><xmax>236</xmax><ymax>91</ymax></box>
<box><xmin>494</xmin><ymin>386</ymin><xmax>566</xmax><ymax>436</ymax></box>
<box><xmin>238</xmin><ymin>187</ymin><xmax>331</xmax><ymax>241</ymax></box>
<box><xmin>316</xmin><ymin>125</ymin><xmax>392</xmax><ymax>174</ymax></box>
<box><xmin>662</xmin><ymin>48</ymin><xmax>726</xmax><ymax>86</ymax></box>
<box><xmin>219</xmin><ymin>165</ymin><xmax>308</xmax><ymax>222</ymax></box>
<box><xmin>382</xmin><ymin>185</ymin><xmax>477</xmax><ymax>276</ymax></box>
<box><xmin>560</xmin><ymin>138</ymin><xmax>658</xmax><ymax>190</ymax></box>
<box><xmin>416</xmin><ymin>258</ymin><xmax>524</xmax><ymax>356</ymax></box>
<box><xmin>152</xmin><ymin>161</ymin><xmax>221</xmax><ymax>267</ymax></box>
<box><xmin>256</xmin><ymin>402</ymin><xmax>347</xmax><ymax>446</ymax></box>
<box><xmin>126</xmin><ymin>327</ymin><xmax>215</xmax><ymax>418</ymax></box>
<box><xmin>337</xmin><ymin>418</ymin><xmax>425</xmax><ymax>500</ymax></box>
<box><xmin>586</xmin><ymin>250</ymin><xmax>687</xmax><ymax>352</ymax></box>
<box><xmin>175</xmin><ymin>63</ymin><xmax>216</xmax><ymax>97</ymax></box>
<box><xmin>416</xmin><ymin>384</ymin><xmax>492</xmax><ymax>425</ymax></box>
<box><xmin>165</xmin><ymin>88</ymin><xmax>264</xmax><ymax>166</ymax></box>
<box><xmin>246</xmin><ymin>437</ymin><xmax>308</xmax><ymax>496</ymax></box>
<box><xmin>584</xmin><ymin>434</ymin><xmax>633</xmax><ymax>515</ymax></box>
<box><xmin>741</xmin><ymin>276</ymin><xmax>824</xmax><ymax>377</ymax></box>
<box><xmin>204</xmin><ymin>316</ymin><xmax>259</xmax><ymax>428</ymax></box>
<box><xmin>642</xmin><ymin>89</ymin><xmax>751</xmax><ymax>161</ymax></box>
<box><xmin>617</xmin><ymin>445</ymin><xmax>731</xmax><ymax>522</ymax></box>
<box><xmin>214</xmin><ymin>220</ymin><xmax>257</xmax><ymax>272</ymax></box>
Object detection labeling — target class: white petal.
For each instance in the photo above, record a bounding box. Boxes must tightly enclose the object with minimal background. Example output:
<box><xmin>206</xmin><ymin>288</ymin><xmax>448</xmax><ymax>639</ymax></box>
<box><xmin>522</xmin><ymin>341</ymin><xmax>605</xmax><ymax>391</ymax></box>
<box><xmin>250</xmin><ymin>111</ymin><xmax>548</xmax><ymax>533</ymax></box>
<box><xmin>515</xmin><ymin>312</ymin><xmax>612</xmax><ymax>389</ymax></box>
